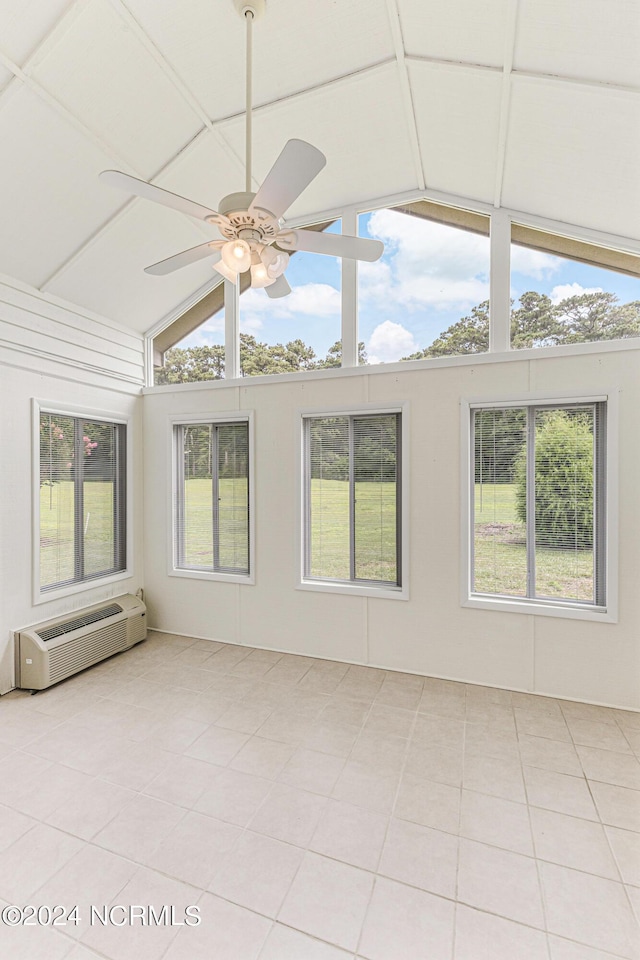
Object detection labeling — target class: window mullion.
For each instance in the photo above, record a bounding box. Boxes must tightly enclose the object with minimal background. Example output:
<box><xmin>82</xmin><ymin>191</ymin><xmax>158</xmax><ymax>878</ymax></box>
<box><xmin>349</xmin><ymin>417</ymin><xmax>356</xmax><ymax>582</ymax></box>
<box><xmin>212</xmin><ymin>426</ymin><xmax>220</xmax><ymax>572</ymax></box>
<box><xmin>526</xmin><ymin>407</ymin><xmax>536</xmax><ymax>598</ymax></box>
<box><xmin>74</xmin><ymin>420</ymin><xmax>85</xmax><ymax>583</ymax></box>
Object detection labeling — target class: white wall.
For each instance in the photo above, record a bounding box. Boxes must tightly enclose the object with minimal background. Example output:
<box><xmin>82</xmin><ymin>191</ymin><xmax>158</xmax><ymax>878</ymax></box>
<box><xmin>0</xmin><ymin>276</ymin><xmax>144</xmax><ymax>693</ymax></box>
<box><xmin>143</xmin><ymin>346</ymin><xmax>640</xmax><ymax>710</ymax></box>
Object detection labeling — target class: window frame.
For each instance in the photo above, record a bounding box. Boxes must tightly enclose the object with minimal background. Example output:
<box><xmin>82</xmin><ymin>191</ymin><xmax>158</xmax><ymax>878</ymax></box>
<box><xmin>32</xmin><ymin>400</ymin><xmax>131</xmax><ymax>605</ymax></box>
<box><xmin>169</xmin><ymin>411</ymin><xmax>255</xmax><ymax>584</ymax></box>
<box><xmin>460</xmin><ymin>390</ymin><xmax>618</xmax><ymax>622</ymax></box>
<box><xmin>298</xmin><ymin>402</ymin><xmax>409</xmax><ymax>600</ymax></box>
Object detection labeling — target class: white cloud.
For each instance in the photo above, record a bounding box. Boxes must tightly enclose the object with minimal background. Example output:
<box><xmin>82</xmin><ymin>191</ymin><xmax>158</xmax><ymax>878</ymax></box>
<box><xmin>511</xmin><ymin>245</ymin><xmax>561</xmax><ymax>280</ymax></box>
<box><xmin>180</xmin><ymin>313</ymin><xmax>225</xmax><ymax>348</ymax></box>
<box><xmin>361</xmin><ymin>208</ymin><xmax>490</xmax><ymax>310</ymax></box>
<box><xmin>367</xmin><ymin>320</ymin><xmax>417</xmax><ymax>363</ymax></box>
<box><xmin>550</xmin><ymin>282</ymin><xmax>603</xmax><ymax>305</ymax></box>
<box><xmin>241</xmin><ymin>282</ymin><xmax>340</xmax><ymax>322</ymax></box>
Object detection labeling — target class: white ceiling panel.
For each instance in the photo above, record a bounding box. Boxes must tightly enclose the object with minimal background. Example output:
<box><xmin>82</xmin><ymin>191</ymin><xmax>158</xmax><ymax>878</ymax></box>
<box><xmin>502</xmin><ymin>77</ymin><xmax>640</xmax><ymax>239</ymax></box>
<box><xmin>398</xmin><ymin>0</ymin><xmax>509</xmax><ymax>68</ymax></box>
<box><xmin>45</xmin><ymin>200</ymin><xmax>219</xmax><ymax>332</ymax></box>
<box><xmin>29</xmin><ymin>0</ymin><xmax>203</xmax><ymax>177</ymax></box>
<box><xmin>0</xmin><ymin>0</ymin><xmax>72</xmax><ymax>65</ymax></box>
<box><xmin>123</xmin><ymin>0</ymin><xmax>395</xmax><ymax>122</ymax></box>
<box><xmin>0</xmin><ymin>83</ymin><xmax>126</xmax><ymax>288</ymax></box>
<box><xmin>408</xmin><ymin>60</ymin><xmax>502</xmax><ymax>203</ymax></box>
<box><xmin>218</xmin><ymin>65</ymin><xmax>418</xmax><ymax>220</ymax></box>
<box><xmin>155</xmin><ymin>130</ymin><xmax>245</xmax><ymax>215</ymax></box>
<box><xmin>515</xmin><ymin>0</ymin><xmax>640</xmax><ymax>89</ymax></box>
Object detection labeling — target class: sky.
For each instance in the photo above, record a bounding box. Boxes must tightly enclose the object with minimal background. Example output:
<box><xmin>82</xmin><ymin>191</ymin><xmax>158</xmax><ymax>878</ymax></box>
<box><xmin>181</xmin><ymin>209</ymin><xmax>640</xmax><ymax>364</ymax></box>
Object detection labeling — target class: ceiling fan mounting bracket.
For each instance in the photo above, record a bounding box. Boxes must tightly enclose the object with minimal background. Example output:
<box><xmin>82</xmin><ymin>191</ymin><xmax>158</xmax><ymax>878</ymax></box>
<box><xmin>233</xmin><ymin>0</ymin><xmax>265</xmax><ymax>21</ymax></box>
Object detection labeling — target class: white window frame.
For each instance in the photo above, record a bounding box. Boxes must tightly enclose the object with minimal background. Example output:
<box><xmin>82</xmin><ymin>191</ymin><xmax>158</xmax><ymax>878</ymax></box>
<box><xmin>168</xmin><ymin>411</ymin><xmax>255</xmax><ymax>585</ymax></box>
<box><xmin>297</xmin><ymin>402</ymin><xmax>409</xmax><ymax>600</ymax></box>
<box><xmin>460</xmin><ymin>390</ymin><xmax>619</xmax><ymax>622</ymax></box>
<box><xmin>32</xmin><ymin>399</ymin><xmax>132</xmax><ymax>605</ymax></box>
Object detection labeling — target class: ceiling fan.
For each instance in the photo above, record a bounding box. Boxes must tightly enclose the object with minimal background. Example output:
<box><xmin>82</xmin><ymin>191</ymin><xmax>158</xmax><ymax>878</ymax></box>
<box><xmin>100</xmin><ymin>0</ymin><xmax>383</xmax><ymax>299</ymax></box>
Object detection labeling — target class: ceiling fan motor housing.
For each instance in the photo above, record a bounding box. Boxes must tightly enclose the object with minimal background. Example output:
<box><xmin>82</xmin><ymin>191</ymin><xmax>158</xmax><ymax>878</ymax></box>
<box><xmin>214</xmin><ymin>191</ymin><xmax>281</xmax><ymax>243</ymax></box>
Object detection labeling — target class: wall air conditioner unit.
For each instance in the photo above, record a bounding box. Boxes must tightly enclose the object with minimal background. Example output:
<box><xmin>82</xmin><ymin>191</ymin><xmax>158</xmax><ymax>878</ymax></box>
<box><xmin>16</xmin><ymin>593</ymin><xmax>146</xmax><ymax>691</ymax></box>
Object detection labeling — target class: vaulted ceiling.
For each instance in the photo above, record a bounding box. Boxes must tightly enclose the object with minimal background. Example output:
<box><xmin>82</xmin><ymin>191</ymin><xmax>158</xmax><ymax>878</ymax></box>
<box><xmin>1</xmin><ymin>0</ymin><xmax>638</xmax><ymax>334</ymax></box>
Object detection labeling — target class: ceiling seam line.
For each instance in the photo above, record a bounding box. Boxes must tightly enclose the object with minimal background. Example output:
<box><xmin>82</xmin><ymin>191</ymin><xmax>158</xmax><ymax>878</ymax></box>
<box><xmin>106</xmin><ymin>0</ymin><xmax>249</xmax><ymax>187</ymax></box>
<box><xmin>0</xmin><ymin>50</ymin><xmax>142</xmax><ymax>175</ymax></box>
<box><xmin>384</xmin><ymin>0</ymin><xmax>425</xmax><ymax>191</ymax></box>
<box><xmin>38</xmin><ymin>128</ymin><xmax>223</xmax><ymax>292</ymax></box>
<box><xmin>493</xmin><ymin>0</ymin><xmax>520</xmax><ymax>208</ymax></box>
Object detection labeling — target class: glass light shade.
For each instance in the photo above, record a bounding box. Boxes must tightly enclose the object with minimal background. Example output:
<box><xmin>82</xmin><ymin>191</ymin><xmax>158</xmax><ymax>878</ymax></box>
<box><xmin>250</xmin><ymin>262</ymin><xmax>275</xmax><ymax>289</ymax></box>
<box><xmin>213</xmin><ymin>259</ymin><xmax>238</xmax><ymax>284</ymax></box>
<box><xmin>221</xmin><ymin>238</ymin><xmax>252</xmax><ymax>272</ymax></box>
<box><xmin>261</xmin><ymin>245</ymin><xmax>289</xmax><ymax>279</ymax></box>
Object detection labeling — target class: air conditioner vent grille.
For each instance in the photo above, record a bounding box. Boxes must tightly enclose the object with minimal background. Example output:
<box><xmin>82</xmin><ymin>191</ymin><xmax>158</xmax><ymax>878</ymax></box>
<box><xmin>48</xmin><ymin>622</ymin><xmax>128</xmax><ymax>682</ymax></box>
<box><xmin>37</xmin><ymin>603</ymin><xmax>123</xmax><ymax>641</ymax></box>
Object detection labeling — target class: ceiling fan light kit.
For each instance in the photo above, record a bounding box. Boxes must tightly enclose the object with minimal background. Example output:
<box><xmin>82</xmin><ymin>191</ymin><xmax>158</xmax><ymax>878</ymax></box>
<box><xmin>99</xmin><ymin>0</ymin><xmax>383</xmax><ymax>298</ymax></box>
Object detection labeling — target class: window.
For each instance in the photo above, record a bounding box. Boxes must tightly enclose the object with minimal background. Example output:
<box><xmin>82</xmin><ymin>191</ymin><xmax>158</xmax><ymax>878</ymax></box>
<box><xmin>510</xmin><ymin>224</ymin><xmax>640</xmax><ymax>349</ymax></box>
<box><xmin>303</xmin><ymin>412</ymin><xmax>401</xmax><ymax>589</ymax></box>
<box><xmin>174</xmin><ymin>420</ymin><xmax>250</xmax><ymax>578</ymax></box>
<box><xmin>470</xmin><ymin>401</ymin><xmax>606</xmax><ymax>610</ymax></box>
<box><xmin>358</xmin><ymin>201</ymin><xmax>490</xmax><ymax>364</ymax></box>
<box><xmin>39</xmin><ymin>411</ymin><xmax>126</xmax><ymax>593</ymax></box>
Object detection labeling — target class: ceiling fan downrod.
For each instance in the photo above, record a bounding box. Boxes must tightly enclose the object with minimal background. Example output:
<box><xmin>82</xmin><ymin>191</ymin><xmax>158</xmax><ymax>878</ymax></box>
<box><xmin>234</xmin><ymin>0</ymin><xmax>266</xmax><ymax>192</ymax></box>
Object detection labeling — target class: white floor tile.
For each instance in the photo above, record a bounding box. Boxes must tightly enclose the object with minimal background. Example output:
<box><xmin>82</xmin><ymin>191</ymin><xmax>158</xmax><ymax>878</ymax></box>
<box><xmin>209</xmin><ymin>830</ymin><xmax>303</xmax><ymax>916</ymax></box>
<box><xmin>0</xmin><ymin>823</ymin><xmax>82</xmax><ymax>903</ymax></box>
<box><xmin>378</xmin><ymin>818</ymin><xmax>459</xmax><ymax>898</ymax></box>
<box><xmin>457</xmin><ymin>838</ymin><xmax>545</xmax><ymax>928</ymax></box>
<box><xmin>259</xmin><ymin>924</ymin><xmax>353</xmax><ymax>959</ymax></box>
<box><xmin>278</xmin><ymin>852</ymin><xmax>373</xmax><ymax>952</ymax></box>
<box><xmin>540</xmin><ymin>861</ymin><xmax>640</xmax><ymax>959</ymax></box>
<box><xmin>523</xmin><ymin>766</ymin><xmax>598</xmax><ymax>820</ymax></box>
<box><xmin>249</xmin><ymin>782</ymin><xmax>327</xmax><ymax>846</ymax></box>
<box><xmin>530</xmin><ymin>807</ymin><xmax>620</xmax><ymax>879</ymax></box>
<box><xmin>142</xmin><ymin>811</ymin><xmax>241</xmax><ymax>888</ymax></box>
<box><xmin>359</xmin><ymin>875</ymin><xmax>455</xmax><ymax>960</ymax></box>
<box><xmin>194</xmin><ymin>768</ymin><xmax>274</xmax><ymax>826</ymax></box>
<box><xmin>454</xmin><ymin>904</ymin><xmax>549</xmax><ymax>960</ymax></box>
<box><xmin>460</xmin><ymin>790</ymin><xmax>534</xmax><ymax>855</ymax></box>
<box><xmin>309</xmin><ymin>799</ymin><xmax>388</xmax><ymax>870</ymax></box>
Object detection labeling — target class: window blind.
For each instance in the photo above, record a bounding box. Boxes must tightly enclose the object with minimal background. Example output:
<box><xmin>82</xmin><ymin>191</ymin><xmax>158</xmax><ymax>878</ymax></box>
<box><xmin>39</xmin><ymin>413</ymin><xmax>126</xmax><ymax>591</ymax></box>
<box><xmin>472</xmin><ymin>403</ymin><xmax>605</xmax><ymax>606</ymax></box>
<box><xmin>306</xmin><ymin>413</ymin><xmax>400</xmax><ymax>586</ymax></box>
<box><xmin>176</xmin><ymin>421</ymin><xmax>249</xmax><ymax>575</ymax></box>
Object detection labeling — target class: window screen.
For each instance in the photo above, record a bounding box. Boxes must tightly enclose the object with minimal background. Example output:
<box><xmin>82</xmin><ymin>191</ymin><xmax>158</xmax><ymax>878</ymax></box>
<box><xmin>39</xmin><ymin>413</ymin><xmax>127</xmax><ymax>591</ymax></box>
<box><xmin>472</xmin><ymin>402</ymin><xmax>606</xmax><ymax>606</ymax></box>
<box><xmin>175</xmin><ymin>421</ymin><xmax>249</xmax><ymax>575</ymax></box>
<box><xmin>305</xmin><ymin>413</ymin><xmax>401</xmax><ymax>586</ymax></box>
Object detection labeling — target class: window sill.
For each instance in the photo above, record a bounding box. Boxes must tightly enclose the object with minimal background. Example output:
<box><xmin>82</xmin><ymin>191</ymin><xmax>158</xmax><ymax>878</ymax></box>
<box><xmin>34</xmin><ymin>570</ymin><xmax>133</xmax><ymax>606</ymax></box>
<box><xmin>298</xmin><ymin>579</ymin><xmax>408</xmax><ymax>601</ymax></box>
<box><xmin>169</xmin><ymin>567</ymin><xmax>254</xmax><ymax>586</ymax></box>
<box><xmin>463</xmin><ymin>594</ymin><xmax>616</xmax><ymax>623</ymax></box>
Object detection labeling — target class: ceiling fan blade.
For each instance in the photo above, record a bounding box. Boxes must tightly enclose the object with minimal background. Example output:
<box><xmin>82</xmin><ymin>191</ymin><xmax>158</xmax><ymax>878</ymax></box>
<box><xmin>249</xmin><ymin>140</ymin><xmax>326</xmax><ymax>220</ymax></box>
<box><xmin>265</xmin><ymin>274</ymin><xmax>291</xmax><ymax>299</ymax></box>
<box><xmin>277</xmin><ymin>229</ymin><xmax>384</xmax><ymax>262</ymax></box>
<box><xmin>100</xmin><ymin>170</ymin><xmax>225</xmax><ymax>224</ymax></box>
<box><xmin>144</xmin><ymin>242</ymin><xmax>223</xmax><ymax>276</ymax></box>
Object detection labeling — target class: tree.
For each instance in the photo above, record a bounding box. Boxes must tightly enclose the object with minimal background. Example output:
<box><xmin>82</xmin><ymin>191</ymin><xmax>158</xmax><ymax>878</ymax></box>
<box><xmin>404</xmin><ymin>301</ymin><xmax>490</xmax><ymax>360</ymax></box>
<box><xmin>514</xmin><ymin>410</ymin><xmax>594</xmax><ymax>549</ymax></box>
<box><xmin>511</xmin><ymin>291</ymin><xmax>558</xmax><ymax>348</ymax></box>
<box><xmin>552</xmin><ymin>292</ymin><xmax>640</xmax><ymax>343</ymax></box>
<box><xmin>155</xmin><ymin>345</ymin><xmax>224</xmax><ymax>384</ymax></box>
<box><xmin>318</xmin><ymin>341</ymin><xmax>369</xmax><ymax>367</ymax></box>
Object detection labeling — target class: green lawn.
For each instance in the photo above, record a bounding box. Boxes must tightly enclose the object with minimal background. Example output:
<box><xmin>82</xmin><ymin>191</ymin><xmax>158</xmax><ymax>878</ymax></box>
<box><xmin>182</xmin><ymin>478</ymin><xmax>249</xmax><ymax>571</ymax></box>
<box><xmin>309</xmin><ymin>478</ymin><xmax>397</xmax><ymax>583</ymax></box>
<box><xmin>40</xmin><ymin>481</ymin><xmax>115</xmax><ymax>587</ymax></box>
<box><xmin>474</xmin><ymin>482</ymin><xmax>594</xmax><ymax>601</ymax></box>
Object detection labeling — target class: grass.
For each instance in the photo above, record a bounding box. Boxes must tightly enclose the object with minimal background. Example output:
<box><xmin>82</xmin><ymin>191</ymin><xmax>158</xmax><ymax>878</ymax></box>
<box><xmin>309</xmin><ymin>479</ymin><xmax>397</xmax><ymax>583</ymax></box>
<box><xmin>182</xmin><ymin>478</ymin><xmax>249</xmax><ymax>571</ymax></box>
<box><xmin>40</xmin><ymin>481</ymin><xmax>116</xmax><ymax>588</ymax></box>
<box><xmin>474</xmin><ymin>482</ymin><xmax>594</xmax><ymax>602</ymax></box>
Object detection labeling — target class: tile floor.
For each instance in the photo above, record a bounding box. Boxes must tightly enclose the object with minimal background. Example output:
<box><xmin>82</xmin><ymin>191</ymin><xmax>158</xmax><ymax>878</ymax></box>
<box><xmin>0</xmin><ymin>630</ymin><xmax>639</xmax><ymax>960</ymax></box>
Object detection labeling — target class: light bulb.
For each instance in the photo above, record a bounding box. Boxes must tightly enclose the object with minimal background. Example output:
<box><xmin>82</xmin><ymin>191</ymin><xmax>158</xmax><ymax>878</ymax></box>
<box><xmin>261</xmin><ymin>245</ymin><xmax>289</xmax><ymax>279</ymax></box>
<box><xmin>221</xmin><ymin>238</ymin><xmax>252</xmax><ymax>272</ymax></box>
<box><xmin>250</xmin><ymin>262</ymin><xmax>275</xmax><ymax>289</ymax></box>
